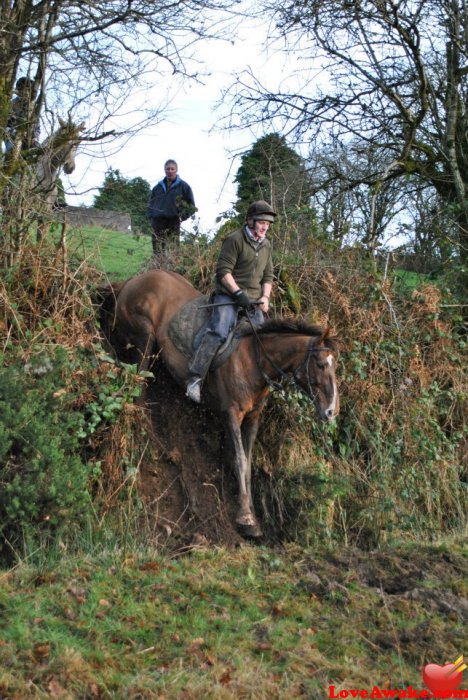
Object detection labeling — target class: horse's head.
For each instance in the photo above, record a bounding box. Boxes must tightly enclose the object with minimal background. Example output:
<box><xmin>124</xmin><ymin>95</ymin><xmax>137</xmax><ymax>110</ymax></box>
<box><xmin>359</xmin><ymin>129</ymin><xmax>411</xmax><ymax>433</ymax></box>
<box><xmin>294</xmin><ymin>327</ymin><xmax>339</xmax><ymax>422</ymax></box>
<box><xmin>56</xmin><ymin>116</ymin><xmax>85</xmax><ymax>174</ymax></box>
<box><xmin>36</xmin><ymin>117</ymin><xmax>85</xmax><ymax>202</ymax></box>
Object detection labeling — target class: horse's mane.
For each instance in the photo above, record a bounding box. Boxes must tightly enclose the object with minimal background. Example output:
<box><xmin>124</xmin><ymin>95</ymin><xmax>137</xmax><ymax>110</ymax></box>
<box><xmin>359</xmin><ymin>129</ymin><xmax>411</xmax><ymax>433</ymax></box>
<box><xmin>40</xmin><ymin>123</ymin><xmax>68</xmax><ymax>149</ymax></box>
<box><xmin>40</xmin><ymin>130</ymin><xmax>58</xmax><ymax>149</ymax></box>
<box><xmin>36</xmin><ymin>118</ymin><xmax>84</xmax><ymax>195</ymax></box>
<box><xmin>242</xmin><ymin>317</ymin><xmax>339</xmax><ymax>351</ymax></box>
<box><xmin>40</xmin><ymin>118</ymin><xmax>85</xmax><ymax>151</ymax></box>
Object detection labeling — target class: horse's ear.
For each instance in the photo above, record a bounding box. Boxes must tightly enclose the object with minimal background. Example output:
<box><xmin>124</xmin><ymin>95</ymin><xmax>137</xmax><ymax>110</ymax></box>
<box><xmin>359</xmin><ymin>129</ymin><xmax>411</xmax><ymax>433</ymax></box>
<box><xmin>319</xmin><ymin>326</ymin><xmax>330</xmax><ymax>343</ymax></box>
<box><xmin>319</xmin><ymin>326</ymin><xmax>339</xmax><ymax>353</ymax></box>
<box><xmin>58</xmin><ymin>116</ymin><xmax>66</xmax><ymax>128</ymax></box>
<box><xmin>77</xmin><ymin>121</ymin><xmax>86</xmax><ymax>131</ymax></box>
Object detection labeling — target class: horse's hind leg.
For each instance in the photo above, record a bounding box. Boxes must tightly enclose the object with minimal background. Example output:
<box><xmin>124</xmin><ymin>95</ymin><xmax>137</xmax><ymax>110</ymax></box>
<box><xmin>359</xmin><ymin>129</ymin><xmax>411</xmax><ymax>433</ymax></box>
<box><xmin>224</xmin><ymin>409</ymin><xmax>262</xmax><ymax>538</ymax></box>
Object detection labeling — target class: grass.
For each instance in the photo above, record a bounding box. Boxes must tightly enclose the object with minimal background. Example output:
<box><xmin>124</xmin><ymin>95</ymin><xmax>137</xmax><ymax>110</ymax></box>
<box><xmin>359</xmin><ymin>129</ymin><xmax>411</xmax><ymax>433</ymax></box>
<box><xmin>0</xmin><ymin>541</ymin><xmax>466</xmax><ymax>699</ymax></box>
<box><xmin>54</xmin><ymin>224</ymin><xmax>432</xmax><ymax>289</ymax></box>
<box><xmin>392</xmin><ymin>268</ymin><xmax>429</xmax><ymax>290</ymax></box>
<box><xmin>11</xmin><ymin>225</ymin><xmax>462</xmax><ymax>699</ymax></box>
<box><xmin>53</xmin><ymin>224</ymin><xmax>153</xmax><ymax>279</ymax></box>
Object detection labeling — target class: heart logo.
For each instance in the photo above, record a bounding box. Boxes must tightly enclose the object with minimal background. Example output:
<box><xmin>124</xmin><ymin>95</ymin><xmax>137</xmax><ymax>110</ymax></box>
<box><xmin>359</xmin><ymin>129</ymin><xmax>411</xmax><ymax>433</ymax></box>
<box><xmin>422</xmin><ymin>662</ymin><xmax>464</xmax><ymax>696</ymax></box>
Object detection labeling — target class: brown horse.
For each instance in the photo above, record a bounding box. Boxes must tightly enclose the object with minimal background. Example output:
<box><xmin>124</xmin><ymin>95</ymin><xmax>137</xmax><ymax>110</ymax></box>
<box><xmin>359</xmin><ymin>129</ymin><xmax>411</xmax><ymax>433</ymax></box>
<box><xmin>101</xmin><ymin>269</ymin><xmax>339</xmax><ymax>538</ymax></box>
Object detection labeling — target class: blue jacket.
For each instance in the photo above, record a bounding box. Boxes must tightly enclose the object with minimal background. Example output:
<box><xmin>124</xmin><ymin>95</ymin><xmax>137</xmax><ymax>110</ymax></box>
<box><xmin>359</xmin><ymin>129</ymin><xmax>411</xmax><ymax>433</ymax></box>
<box><xmin>147</xmin><ymin>175</ymin><xmax>196</xmax><ymax>221</ymax></box>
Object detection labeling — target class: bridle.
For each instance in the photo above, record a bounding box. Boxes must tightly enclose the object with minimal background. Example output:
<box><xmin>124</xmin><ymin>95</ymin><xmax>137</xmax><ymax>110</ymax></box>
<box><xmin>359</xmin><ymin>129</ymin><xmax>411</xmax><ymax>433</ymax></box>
<box><xmin>292</xmin><ymin>339</ymin><xmax>335</xmax><ymax>400</ymax></box>
<box><xmin>247</xmin><ymin>317</ymin><xmax>335</xmax><ymax>399</ymax></box>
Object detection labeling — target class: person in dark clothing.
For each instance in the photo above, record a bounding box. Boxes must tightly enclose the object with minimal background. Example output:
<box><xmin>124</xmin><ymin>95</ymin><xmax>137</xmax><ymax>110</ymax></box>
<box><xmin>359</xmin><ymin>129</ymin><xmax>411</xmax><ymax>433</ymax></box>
<box><xmin>147</xmin><ymin>159</ymin><xmax>196</xmax><ymax>253</ymax></box>
<box><xmin>185</xmin><ymin>200</ymin><xmax>277</xmax><ymax>403</ymax></box>
<box><xmin>4</xmin><ymin>77</ymin><xmax>40</xmax><ymax>154</ymax></box>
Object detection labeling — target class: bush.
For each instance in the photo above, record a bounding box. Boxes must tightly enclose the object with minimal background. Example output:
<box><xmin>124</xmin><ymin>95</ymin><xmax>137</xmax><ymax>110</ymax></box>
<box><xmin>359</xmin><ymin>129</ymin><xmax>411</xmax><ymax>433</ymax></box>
<box><xmin>0</xmin><ymin>343</ymin><xmax>145</xmax><ymax>561</ymax></box>
<box><xmin>251</xmin><ymin>253</ymin><xmax>467</xmax><ymax>547</ymax></box>
<box><xmin>0</xmin><ymin>348</ymin><xmax>96</xmax><ymax>556</ymax></box>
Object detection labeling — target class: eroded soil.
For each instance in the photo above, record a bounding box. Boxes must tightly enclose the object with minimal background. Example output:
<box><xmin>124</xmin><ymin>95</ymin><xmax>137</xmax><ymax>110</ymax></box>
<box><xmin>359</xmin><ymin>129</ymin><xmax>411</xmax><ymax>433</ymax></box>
<box><xmin>138</xmin><ymin>363</ymin><xmax>245</xmax><ymax>550</ymax></box>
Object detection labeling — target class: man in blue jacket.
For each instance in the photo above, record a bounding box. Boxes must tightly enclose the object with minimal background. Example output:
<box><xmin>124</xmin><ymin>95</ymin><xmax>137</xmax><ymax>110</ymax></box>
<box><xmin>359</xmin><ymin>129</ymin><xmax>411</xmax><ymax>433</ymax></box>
<box><xmin>147</xmin><ymin>159</ymin><xmax>196</xmax><ymax>253</ymax></box>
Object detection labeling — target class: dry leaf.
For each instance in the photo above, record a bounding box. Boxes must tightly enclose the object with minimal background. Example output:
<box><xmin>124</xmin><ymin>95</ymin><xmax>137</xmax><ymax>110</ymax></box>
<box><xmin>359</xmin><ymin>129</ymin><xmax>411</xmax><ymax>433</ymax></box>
<box><xmin>33</xmin><ymin>641</ymin><xmax>51</xmax><ymax>661</ymax></box>
<box><xmin>187</xmin><ymin>637</ymin><xmax>205</xmax><ymax>653</ymax></box>
<box><xmin>219</xmin><ymin>669</ymin><xmax>232</xmax><ymax>685</ymax></box>
<box><xmin>88</xmin><ymin>682</ymin><xmax>100</xmax><ymax>697</ymax></box>
<box><xmin>139</xmin><ymin>561</ymin><xmax>160</xmax><ymax>573</ymax></box>
<box><xmin>47</xmin><ymin>678</ymin><xmax>68</xmax><ymax>698</ymax></box>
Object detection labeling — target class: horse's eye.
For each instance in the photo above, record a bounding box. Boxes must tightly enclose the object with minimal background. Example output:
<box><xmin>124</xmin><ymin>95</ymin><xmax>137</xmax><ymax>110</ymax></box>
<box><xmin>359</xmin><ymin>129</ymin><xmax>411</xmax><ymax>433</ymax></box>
<box><xmin>317</xmin><ymin>362</ymin><xmax>326</xmax><ymax>370</ymax></box>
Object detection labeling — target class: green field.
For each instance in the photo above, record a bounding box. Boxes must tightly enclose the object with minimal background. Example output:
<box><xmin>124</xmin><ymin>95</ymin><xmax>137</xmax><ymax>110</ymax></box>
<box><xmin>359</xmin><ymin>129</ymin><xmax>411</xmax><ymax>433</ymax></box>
<box><xmin>56</xmin><ymin>225</ymin><xmax>153</xmax><ymax>279</ymax></box>
<box><xmin>0</xmin><ymin>542</ymin><xmax>466</xmax><ymax>699</ymax></box>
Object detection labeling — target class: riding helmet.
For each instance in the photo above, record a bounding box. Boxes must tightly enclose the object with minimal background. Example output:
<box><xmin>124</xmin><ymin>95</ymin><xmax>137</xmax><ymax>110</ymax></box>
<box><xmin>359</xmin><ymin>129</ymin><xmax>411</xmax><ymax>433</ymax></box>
<box><xmin>246</xmin><ymin>200</ymin><xmax>277</xmax><ymax>223</ymax></box>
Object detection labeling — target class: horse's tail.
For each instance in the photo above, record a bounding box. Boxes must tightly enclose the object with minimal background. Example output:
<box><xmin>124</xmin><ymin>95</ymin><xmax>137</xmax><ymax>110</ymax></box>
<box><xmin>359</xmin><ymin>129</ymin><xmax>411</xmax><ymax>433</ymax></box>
<box><xmin>94</xmin><ymin>280</ymin><xmax>126</xmax><ymax>346</ymax></box>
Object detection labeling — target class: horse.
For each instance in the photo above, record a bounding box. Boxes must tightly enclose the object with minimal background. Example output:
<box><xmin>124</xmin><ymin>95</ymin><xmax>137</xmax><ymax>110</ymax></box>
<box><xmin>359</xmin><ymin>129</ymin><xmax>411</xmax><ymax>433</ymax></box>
<box><xmin>35</xmin><ymin>116</ymin><xmax>85</xmax><ymax>239</ymax></box>
<box><xmin>101</xmin><ymin>269</ymin><xmax>339</xmax><ymax>538</ymax></box>
<box><xmin>35</xmin><ymin>116</ymin><xmax>85</xmax><ymax>207</ymax></box>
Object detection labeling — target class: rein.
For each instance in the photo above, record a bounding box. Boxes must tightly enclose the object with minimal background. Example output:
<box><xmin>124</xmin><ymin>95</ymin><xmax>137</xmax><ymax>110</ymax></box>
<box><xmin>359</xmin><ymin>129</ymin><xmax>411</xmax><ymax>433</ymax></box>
<box><xmin>251</xmin><ymin>324</ymin><xmax>286</xmax><ymax>391</ymax></box>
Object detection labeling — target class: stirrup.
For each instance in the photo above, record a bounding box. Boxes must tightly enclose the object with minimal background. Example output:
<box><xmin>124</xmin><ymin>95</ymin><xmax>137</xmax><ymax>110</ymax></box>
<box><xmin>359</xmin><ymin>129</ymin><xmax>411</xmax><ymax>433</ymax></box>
<box><xmin>186</xmin><ymin>377</ymin><xmax>203</xmax><ymax>403</ymax></box>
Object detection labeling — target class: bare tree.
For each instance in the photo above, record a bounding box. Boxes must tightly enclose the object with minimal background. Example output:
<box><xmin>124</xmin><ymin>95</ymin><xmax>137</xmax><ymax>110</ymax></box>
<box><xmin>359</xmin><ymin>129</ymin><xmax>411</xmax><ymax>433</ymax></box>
<box><xmin>1</xmin><ymin>0</ymin><xmax>240</xmax><ymax>127</ymax></box>
<box><xmin>0</xmin><ymin>0</ymin><xmax>240</xmax><ymax>261</ymax></box>
<box><xmin>222</xmin><ymin>0</ymin><xmax>468</xmax><ymax>263</ymax></box>
<box><xmin>310</xmin><ymin>139</ymin><xmax>411</xmax><ymax>251</ymax></box>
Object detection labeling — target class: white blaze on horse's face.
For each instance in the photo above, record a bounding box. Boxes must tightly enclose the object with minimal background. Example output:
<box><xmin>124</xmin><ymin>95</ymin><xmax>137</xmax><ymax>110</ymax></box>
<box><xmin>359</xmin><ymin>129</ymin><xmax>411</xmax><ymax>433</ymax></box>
<box><xmin>312</xmin><ymin>350</ymin><xmax>339</xmax><ymax>422</ymax></box>
<box><xmin>62</xmin><ymin>143</ymin><xmax>77</xmax><ymax>174</ymax></box>
<box><xmin>324</xmin><ymin>357</ymin><xmax>339</xmax><ymax>421</ymax></box>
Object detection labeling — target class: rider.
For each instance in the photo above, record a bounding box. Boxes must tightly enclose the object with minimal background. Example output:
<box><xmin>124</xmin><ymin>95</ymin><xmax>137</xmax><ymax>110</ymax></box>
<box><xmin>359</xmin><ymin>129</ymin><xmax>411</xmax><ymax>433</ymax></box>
<box><xmin>186</xmin><ymin>200</ymin><xmax>276</xmax><ymax>403</ymax></box>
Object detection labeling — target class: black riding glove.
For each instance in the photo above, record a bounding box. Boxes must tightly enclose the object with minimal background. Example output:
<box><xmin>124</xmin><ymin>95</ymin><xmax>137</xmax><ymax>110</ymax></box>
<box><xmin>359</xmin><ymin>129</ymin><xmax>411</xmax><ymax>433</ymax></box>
<box><xmin>233</xmin><ymin>289</ymin><xmax>251</xmax><ymax>308</ymax></box>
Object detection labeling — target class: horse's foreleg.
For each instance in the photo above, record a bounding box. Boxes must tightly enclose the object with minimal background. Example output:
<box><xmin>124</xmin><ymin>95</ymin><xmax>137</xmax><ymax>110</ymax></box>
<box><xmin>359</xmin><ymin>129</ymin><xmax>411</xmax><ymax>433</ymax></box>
<box><xmin>224</xmin><ymin>410</ymin><xmax>262</xmax><ymax>538</ymax></box>
<box><xmin>241</xmin><ymin>415</ymin><xmax>260</xmax><ymax>510</ymax></box>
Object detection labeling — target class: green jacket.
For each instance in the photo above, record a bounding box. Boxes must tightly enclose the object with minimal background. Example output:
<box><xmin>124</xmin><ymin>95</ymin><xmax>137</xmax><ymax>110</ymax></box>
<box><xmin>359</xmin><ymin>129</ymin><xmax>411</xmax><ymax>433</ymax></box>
<box><xmin>215</xmin><ymin>226</ymin><xmax>274</xmax><ymax>299</ymax></box>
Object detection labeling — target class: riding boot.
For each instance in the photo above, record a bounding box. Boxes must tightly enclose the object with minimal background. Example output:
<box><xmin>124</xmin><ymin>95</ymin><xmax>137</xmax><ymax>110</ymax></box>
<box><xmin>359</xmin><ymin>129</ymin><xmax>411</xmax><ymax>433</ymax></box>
<box><xmin>186</xmin><ymin>331</ymin><xmax>222</xmax><ymax>403</ymax></box>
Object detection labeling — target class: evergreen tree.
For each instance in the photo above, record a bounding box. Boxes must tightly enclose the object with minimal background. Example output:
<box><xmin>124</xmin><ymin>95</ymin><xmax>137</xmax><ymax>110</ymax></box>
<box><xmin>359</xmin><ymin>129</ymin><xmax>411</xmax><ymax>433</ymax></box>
<box><xmin>234</xmin><ymin>133</ymin><xmax>319</xmax><ymax>255</ymax></box>
<box><xmin>234</xmin><ymin>133</ymin><xmax>314</xmax><ymax>221</ymax></box>
<box><xmin>93</xmin><ymin>168</ymin><xmax>152</xmax><ymax>235</ymax></box>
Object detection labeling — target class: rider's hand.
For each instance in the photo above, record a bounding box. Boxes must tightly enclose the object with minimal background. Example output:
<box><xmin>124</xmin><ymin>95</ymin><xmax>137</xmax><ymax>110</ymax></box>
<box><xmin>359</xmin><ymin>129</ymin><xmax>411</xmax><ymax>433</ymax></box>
<box><xmin>258</xmin><ymin>295</ymin><xmax>269</xmax><ymax>312</ymax></box>
<box><xmin>233</xmin><ymin>289</ymin><xmax>251</xmax><ymax>308</ymax></box>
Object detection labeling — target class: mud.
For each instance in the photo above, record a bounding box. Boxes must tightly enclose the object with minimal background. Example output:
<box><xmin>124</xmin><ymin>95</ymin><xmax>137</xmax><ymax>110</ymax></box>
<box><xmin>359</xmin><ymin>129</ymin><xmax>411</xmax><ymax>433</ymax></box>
<box><xmin>138</xmin><ymin>362</ymin><xmax>245</xmax><ymax>550</ymax></box>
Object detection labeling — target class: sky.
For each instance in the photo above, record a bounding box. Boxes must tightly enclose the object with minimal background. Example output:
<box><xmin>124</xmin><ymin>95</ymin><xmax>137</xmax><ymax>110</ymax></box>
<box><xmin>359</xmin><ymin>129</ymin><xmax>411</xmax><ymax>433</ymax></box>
<box><xmin>65</xmin><ymin>23</ymin><xmax>293</xmax><ymax>237</ymax></box>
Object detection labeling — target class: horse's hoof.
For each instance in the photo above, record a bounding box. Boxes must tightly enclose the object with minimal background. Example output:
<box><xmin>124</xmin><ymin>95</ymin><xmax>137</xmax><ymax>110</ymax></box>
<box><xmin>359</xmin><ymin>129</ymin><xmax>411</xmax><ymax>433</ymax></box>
<box><xmin>237</xmin><ymin>522</ymin><xmax>263</xmax><ymax>539</ymax></box>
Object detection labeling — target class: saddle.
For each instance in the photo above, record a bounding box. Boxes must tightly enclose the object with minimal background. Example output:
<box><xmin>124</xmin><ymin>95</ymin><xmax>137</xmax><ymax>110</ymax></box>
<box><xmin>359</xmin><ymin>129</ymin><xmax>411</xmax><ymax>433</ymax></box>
<box><xmin>167</xmin><ymin>295</ymin><xmax>248</xmax><ymax>369</ymax></box>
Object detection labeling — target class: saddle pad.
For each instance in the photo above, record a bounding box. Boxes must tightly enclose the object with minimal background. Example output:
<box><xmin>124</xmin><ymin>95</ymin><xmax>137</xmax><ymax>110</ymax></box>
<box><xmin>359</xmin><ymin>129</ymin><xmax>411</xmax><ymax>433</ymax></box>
<box><xmin>167</xmin><ymin>295</ymin><xmax>245</xmax><ymax>369</ymax></box>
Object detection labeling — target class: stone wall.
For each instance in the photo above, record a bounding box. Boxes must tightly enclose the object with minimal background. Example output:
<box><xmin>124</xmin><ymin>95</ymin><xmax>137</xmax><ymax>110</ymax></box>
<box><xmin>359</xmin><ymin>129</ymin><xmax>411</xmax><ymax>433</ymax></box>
<box><xmin>64</xmin><ymin>206</ymin><xmax>132</xmax><ymax>233</ymax></box>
